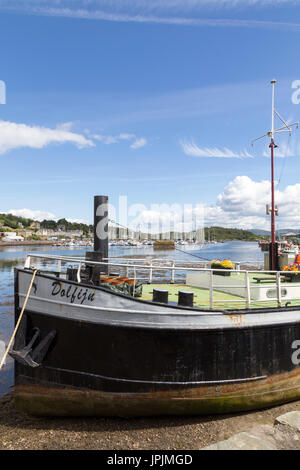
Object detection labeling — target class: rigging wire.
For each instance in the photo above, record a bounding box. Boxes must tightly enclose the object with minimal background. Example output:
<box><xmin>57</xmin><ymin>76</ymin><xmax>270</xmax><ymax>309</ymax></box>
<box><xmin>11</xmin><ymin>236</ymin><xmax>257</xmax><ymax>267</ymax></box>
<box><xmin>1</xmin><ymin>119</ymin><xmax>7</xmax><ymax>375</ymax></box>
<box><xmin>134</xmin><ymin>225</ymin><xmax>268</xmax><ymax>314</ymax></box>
<box><xmin>173</xmin><ymin>245</ymin><xmax>212</xmax><ymax>262</ymax></box>
<box><xmin>276</xmin><ymin>132</ymin><xmax>291</xmax><ymax>190</ymax></box>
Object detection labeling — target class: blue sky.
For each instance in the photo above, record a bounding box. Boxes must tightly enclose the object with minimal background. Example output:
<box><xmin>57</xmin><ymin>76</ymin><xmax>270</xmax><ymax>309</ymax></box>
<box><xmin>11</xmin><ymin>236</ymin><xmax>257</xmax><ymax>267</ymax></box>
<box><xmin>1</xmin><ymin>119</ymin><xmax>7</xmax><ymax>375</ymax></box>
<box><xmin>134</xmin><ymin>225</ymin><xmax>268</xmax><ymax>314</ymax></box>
<box><xmin>1</xmin><ymin>1</ymin><xmax>300</xmax><ymax>230</ymax></box>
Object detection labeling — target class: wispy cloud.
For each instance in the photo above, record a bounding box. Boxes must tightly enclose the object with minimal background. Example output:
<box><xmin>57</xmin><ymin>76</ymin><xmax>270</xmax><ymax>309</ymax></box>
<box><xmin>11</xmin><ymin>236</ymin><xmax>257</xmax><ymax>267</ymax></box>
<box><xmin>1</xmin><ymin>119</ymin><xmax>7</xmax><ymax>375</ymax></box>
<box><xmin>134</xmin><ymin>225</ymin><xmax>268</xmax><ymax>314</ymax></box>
<box><xmin>0</xmin><ymin>120</ymin><xmax>94</xmax><ymax>155</ymax></box>
<box><xmin>91</xmin><ymin>132</ymin><xmax>134</xmax><ymax>145</ymax></box>
<box><xmin>262</xmin><ymin>139</ymin><xmax>300</xmax><ymax>158</ymax></box>
<box><xmin>180</xmin><ymin>139</ymin><xmax>253</xmax><ymax>158</ymax></box>
<box><xmin>90</xmin><ymin>131</ymin><xmax>147</xmax><ymax>150</ymax></box>
<box><xmin>4</xmin><ymin>0</ymin><xmax>300</xmax><ymax>14</ymax></box>
<box><xmin>96</xmin><ymin>79</ymin><xmax>277</xmax><ymax>127</ymax></box>
<box><xmin>21</xmin><ymin>10</ymin><xmax>300</xmax><ymax>32</ymax></box>
<box><xmin>2</xmin><ymin>1</ymin><xmax>300</xmax><ymax>31</ymax></box>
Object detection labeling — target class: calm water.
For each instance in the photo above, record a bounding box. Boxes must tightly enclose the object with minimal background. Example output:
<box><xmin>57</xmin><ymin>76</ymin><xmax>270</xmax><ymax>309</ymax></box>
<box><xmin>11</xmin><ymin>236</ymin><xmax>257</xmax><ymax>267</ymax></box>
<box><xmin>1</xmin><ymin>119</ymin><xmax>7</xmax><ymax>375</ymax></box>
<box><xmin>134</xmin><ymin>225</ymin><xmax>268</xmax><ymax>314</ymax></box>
<box><xmin>0</xmin><ymin>241</ymin><xmax>263</xmax><ymax>397</ymax></box>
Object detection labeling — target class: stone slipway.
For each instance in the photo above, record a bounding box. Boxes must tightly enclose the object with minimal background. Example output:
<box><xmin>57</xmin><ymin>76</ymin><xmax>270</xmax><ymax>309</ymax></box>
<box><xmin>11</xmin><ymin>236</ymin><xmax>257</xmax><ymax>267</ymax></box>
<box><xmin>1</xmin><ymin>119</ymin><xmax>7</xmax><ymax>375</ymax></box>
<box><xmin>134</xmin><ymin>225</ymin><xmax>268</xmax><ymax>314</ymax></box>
<box><xmin>202</xmin><ymin>411</ymin><xmax>300</xmax><ymax>450</ymax></box>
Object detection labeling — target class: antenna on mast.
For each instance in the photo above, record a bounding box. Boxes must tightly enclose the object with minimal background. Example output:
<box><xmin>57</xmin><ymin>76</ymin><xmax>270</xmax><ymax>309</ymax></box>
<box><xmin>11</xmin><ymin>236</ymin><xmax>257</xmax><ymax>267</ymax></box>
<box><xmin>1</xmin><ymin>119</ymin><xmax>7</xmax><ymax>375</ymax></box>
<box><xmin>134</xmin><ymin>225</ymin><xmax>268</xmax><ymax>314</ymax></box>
<box><xmin>251</xmin><ymin>80</ymin><xmax>298</xmax><ymax>271</ymax></box>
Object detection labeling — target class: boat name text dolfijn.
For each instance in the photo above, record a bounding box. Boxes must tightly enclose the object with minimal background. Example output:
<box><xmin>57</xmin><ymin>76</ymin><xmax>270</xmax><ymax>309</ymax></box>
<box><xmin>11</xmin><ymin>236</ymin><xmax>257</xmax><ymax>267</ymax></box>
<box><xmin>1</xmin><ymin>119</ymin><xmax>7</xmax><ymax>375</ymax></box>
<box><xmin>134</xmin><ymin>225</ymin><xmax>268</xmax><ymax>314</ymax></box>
<box><xmin>51</xmin><ymin>281</ymin><xmax>95</xmax><ymax>305</ymax></box>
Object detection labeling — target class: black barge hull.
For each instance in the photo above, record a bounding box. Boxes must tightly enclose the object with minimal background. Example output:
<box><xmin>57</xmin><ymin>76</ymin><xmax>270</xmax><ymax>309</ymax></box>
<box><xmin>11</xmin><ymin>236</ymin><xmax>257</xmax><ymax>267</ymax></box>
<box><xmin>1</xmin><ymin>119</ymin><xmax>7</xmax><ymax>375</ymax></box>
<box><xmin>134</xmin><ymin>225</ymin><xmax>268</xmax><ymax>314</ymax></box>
<box><xmin>13</xmin><ymin>269</ymin><xmax>300</xmax><ymax>417</ymax></box>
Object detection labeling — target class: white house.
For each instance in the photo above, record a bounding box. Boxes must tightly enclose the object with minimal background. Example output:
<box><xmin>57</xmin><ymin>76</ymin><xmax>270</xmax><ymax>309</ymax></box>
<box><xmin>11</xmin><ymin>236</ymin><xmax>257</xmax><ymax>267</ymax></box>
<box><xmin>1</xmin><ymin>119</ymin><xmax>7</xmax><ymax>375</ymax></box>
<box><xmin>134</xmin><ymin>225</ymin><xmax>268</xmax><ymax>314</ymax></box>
<box><xmin>2</xmin><ymin>232</ymin><xmax>24</xmax><ymax>241</ymax></box>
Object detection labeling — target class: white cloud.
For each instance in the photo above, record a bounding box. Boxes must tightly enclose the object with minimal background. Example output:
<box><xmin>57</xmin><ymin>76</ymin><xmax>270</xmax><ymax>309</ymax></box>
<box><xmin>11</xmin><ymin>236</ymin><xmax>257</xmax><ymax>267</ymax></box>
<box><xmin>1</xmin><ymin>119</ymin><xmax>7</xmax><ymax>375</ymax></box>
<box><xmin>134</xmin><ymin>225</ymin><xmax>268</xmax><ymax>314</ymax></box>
<box><xmin>132</xmin><ymin>175</ymin><xmax>300</xmax><ymax>232</ymax></box>
<box><xmin>6</xmin><ymin>208</ymin><xmax>57</xmax><ymax>221</ymax></box>
<box><xmin>128</xmin><ymin>204</ymin><xmax>205</xmax><ymax>234</ymax></box>
<box><xmin>216</xmin><ymin>176</ymin><xmax>270</xmax><ymax>214</ymax></box>
<box><xmin>130</xmin><ymin>137</ymin><xmax>147</xmax><ymax>150</ymax></box>
<box><xmin>66</xmin><ymin>217</ymin><xmax>90</xmax><ymax>224</ymax></box>
<box><xmin>0</xmin><ymin>120</ymin><xmax>94</xmax><ymax>155</ymax></box>
<box><xmin>4</xmin><ymin>208</ymin><xmax>90</xmax><ymax>224</ymax></box>
<box><xmin>180</xmin><ymin>139</ymin><xmax>253</xmax><ymax>158</ymax></box>
<box><xmin>92</xmin><ymin>134</ymin><xmax>118</xmax><ymax>144</ymax></box>
<box><xmin>119</xmin><ymin>133</ymin><xmax>135</xmax><ymax>140</ymax></box>
<box><xmin>213</xmin><ymin>175</ymin><xmax>300</xmax><ymax>229</ymax></box>
<box><xmin>56</xmin><ymin>121</ymin><xmax>74</xmax><ymax>132</ymax></box>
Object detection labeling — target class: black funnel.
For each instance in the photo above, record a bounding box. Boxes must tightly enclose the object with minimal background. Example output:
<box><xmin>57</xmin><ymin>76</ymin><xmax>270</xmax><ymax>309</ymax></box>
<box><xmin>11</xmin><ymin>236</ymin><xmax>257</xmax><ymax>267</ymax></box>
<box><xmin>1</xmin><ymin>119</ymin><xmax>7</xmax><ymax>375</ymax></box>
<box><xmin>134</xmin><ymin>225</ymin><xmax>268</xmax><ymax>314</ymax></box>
<box><xmin>85</xmin><ymin>195</ymin><xmax>109</xmax><ymax>278</ymax></box>
<box><xmin>93</xmin><ymin>195</ymin><xmax>108</xmax><ymax>258</ymax></box>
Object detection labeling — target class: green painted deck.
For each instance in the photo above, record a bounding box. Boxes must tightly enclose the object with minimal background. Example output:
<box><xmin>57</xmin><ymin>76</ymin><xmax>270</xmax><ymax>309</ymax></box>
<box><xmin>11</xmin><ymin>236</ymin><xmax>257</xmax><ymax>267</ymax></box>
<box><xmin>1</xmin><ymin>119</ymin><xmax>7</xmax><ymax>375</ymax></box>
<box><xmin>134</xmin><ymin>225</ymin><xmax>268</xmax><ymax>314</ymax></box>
<box><xmin>141</xmin><ymin>274</ymin><xmax>300</xmax><ymax>310</ymax></box>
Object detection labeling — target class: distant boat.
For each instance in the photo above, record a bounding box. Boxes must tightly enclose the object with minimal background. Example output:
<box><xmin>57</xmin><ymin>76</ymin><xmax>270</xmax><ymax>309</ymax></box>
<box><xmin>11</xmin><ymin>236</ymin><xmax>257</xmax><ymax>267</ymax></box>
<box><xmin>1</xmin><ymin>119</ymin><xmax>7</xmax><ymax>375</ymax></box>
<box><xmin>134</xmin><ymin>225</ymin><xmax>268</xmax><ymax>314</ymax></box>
<box><xmin>153</xmin><ymin>240</ymin><xmax>175</xmax><ymax>250</ymax></box>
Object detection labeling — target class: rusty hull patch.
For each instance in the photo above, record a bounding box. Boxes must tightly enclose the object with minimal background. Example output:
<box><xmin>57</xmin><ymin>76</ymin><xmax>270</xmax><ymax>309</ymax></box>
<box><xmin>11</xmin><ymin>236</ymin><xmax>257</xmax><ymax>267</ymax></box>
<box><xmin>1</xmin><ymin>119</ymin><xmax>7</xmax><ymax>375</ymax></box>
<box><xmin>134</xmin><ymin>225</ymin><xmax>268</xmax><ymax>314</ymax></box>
<box><xmin>14</xmin><ymin>368</ymin><xmax>300</xmax><ymax>417</ymax></box>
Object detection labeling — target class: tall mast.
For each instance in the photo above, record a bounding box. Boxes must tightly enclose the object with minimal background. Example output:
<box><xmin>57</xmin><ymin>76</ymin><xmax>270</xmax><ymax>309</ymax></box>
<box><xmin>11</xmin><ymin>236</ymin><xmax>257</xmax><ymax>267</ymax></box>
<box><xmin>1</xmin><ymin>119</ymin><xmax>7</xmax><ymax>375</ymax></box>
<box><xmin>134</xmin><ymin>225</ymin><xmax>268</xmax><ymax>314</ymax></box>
<box><xmin>252</xmin><ymin>80</ymin><xmax>298</xmax><ymax>270</ymax></box>
<box><xmin>270</xmin><ymin>79</ymin><xmax>276</xmax><ymax>267</ymax></box>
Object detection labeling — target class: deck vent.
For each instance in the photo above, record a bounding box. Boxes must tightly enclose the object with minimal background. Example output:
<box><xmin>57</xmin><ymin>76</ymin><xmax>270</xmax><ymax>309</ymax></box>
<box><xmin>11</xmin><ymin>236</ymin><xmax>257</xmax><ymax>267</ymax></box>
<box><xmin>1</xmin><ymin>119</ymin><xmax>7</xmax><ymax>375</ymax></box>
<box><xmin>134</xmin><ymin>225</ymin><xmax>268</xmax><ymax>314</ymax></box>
<box><xmin>266</xmin><ymin>288</ymin><xmax>287</xmax><ymax>299</ymax></box>
<box><xmin>153</xmin><ymin>289</ymin><xmax>169</xmax><ymax>304</ymax></box>
<box><xmin>67</xmin><ymin>267</ymin><xmax>78</xmax><ymax>281</ymax></box>
<box><xmin>178</xmin><ymin>290</ymin><xmax>194</xmax><ymax>307</ymax></box>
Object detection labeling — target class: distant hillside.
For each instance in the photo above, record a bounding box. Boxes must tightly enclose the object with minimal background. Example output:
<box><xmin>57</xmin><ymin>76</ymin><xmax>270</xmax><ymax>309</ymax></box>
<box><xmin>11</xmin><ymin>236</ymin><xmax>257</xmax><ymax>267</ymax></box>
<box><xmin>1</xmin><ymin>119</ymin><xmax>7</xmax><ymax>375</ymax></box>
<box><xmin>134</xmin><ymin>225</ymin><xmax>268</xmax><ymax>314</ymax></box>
<box><xmin>0</xmin><ymin>213</ymin><xmax>93</xmax><ymax>235</ymax></box>
<box><xmin>205</xmin><ymin>227</ymin><xmax>259</xmax><ymax>242</ymax></box>
<box><xmin>250</xmin><ymin>228</ymin><xmax>300</xmax><ymax>237</ymax></box>
<box><xmin>250</xmin><ymin>229</ymin><xmax>270</xmax><ymax>236</ymax></box>
<box><xmin>0</xmin><ymin>213</ymin><xmax>33</xmax><ymax>230</ymax></box>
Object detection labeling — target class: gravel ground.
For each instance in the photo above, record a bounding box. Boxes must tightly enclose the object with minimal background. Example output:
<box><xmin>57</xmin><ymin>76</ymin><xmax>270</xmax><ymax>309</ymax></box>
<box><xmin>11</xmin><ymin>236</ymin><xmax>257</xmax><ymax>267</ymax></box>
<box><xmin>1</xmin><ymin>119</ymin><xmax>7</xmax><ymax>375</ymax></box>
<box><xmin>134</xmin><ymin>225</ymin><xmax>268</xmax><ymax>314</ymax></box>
<box><xmin>0</xmin><ymin>393</ymin><xmax>299</xmax><ymax>450</ymax></box>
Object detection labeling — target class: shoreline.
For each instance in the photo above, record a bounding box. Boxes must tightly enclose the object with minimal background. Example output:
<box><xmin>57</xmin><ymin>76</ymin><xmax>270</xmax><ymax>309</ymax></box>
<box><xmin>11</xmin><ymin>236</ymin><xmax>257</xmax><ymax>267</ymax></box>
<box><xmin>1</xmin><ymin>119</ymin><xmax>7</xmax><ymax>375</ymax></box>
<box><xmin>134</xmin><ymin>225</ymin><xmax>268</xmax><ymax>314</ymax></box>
<box><xmin>0</xmin><ymin>240</ymin><xmax>54</xmax><ymax>247</ymax></box>
<box><xmin>0</xmin><ymin>239</ymin><xmax>259</xmax><ymax>248</ymax></box>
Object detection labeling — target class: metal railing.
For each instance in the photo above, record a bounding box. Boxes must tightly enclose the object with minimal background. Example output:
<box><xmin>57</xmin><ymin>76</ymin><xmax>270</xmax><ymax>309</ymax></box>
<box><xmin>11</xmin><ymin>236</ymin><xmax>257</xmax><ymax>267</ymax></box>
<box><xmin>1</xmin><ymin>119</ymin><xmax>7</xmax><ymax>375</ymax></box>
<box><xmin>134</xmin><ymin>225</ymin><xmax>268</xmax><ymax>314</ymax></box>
<box><xmin>23</xmin><ymin>253</ymin><xmax>300</xmax><ymax>309</ymax></box>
